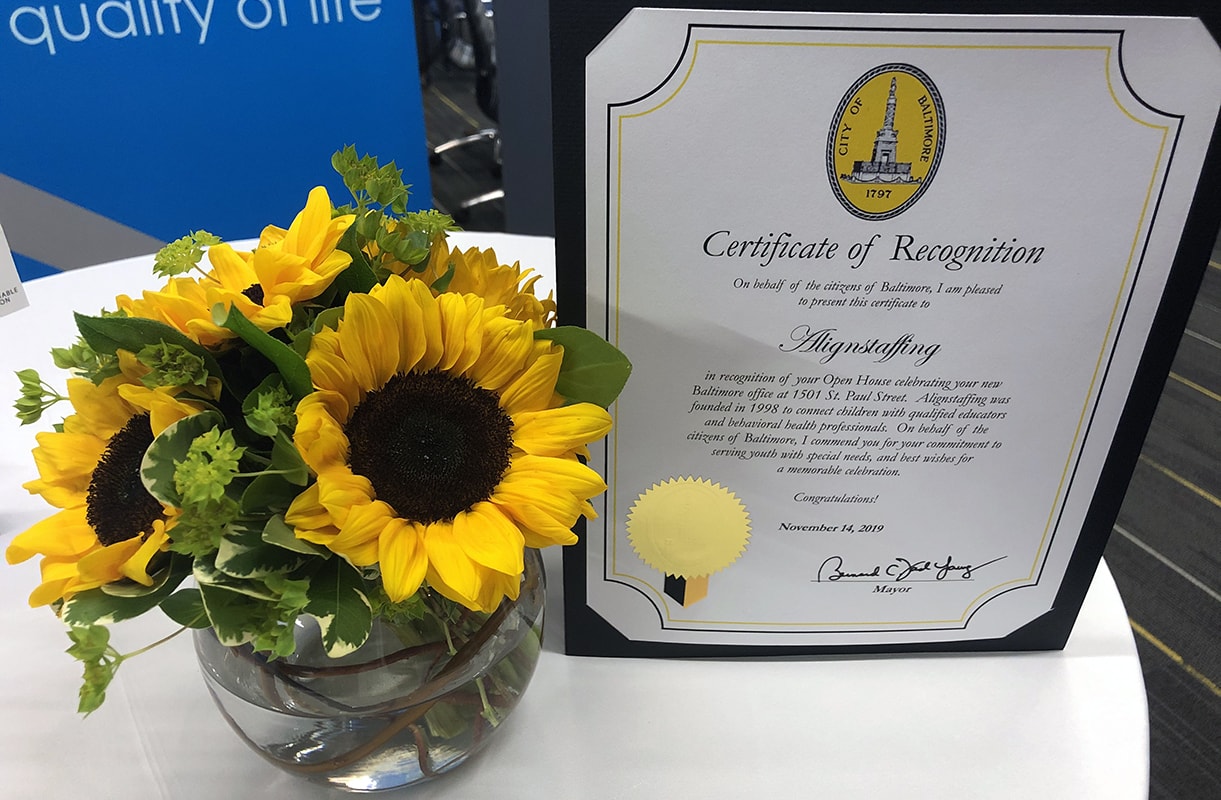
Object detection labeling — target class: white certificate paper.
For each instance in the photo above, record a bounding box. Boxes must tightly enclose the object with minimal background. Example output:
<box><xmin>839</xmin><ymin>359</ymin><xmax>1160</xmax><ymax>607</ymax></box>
<box><xmin>582</xmin><ymin>10</ymin><xmax>1221</xmax><ymax>647</ymax></box>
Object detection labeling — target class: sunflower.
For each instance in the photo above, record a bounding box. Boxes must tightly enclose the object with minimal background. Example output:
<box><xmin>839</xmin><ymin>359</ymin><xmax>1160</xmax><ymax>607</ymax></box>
<box><xmin>117</xmin><ymin>187</ymin><xmax>356</xmax><ymax>346</ymax></box>
<box><xmin>6</xmin><ymin>359</ymin><xmax>203</xmax><ymax>607</ymax></box>
<box><xmin>387</xmin><ymin>235</ymin><xmax>556</xmax><ymax>329</ymax></box>
<box><xmin>284</xmin><ymin>274</ymin><xmax>611</xmax><ymax>612</ymax></box>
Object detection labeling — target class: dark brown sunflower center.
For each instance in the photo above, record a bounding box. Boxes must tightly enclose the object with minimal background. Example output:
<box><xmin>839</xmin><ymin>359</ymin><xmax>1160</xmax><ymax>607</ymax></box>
<box><xmin>242</xmin><ymin>284</ymin><xmax>265</xmax><ymax>305</ymax></box>
<box><xmin>345</xmin><ymin>371</ymin><xmax>513</xmax><ymax>524</ymax></box>
<box><xmin>85</xmin><ymin>413</ymin><xmax>163</xmax><ymax>546</ymax></box>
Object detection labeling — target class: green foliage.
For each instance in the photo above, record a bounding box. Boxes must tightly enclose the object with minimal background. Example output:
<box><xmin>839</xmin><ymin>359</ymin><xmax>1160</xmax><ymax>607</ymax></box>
<box><xmin>66</xmin><ymin>626</ymin><xmax>122</xmax><ymax>715</ymax></box>
<box><xmin>167</xmin><ymin>497</ymin><xmax>239</xmax><ymax>558</ymax></box>
<box><xmin>331</xmin><ymin>145</ymin><xmax>455</xmax><ymax>275</ymax></box>
<box><xmin>262</xmin><ymin>514</ymin><xmax>328</xmax><ymax>556</ymax></box>
<box><xmin>61</xmin><ymin>555</ymin><xmax>190</xmax><ymax>627</ymax></box>
<box><xmin>74</xmin><ymin>313</ymin><xmax>225</xmax><ymax>388</ymax></box>
<box><xmin>216</xmin><ymin>523</ymin><xmax>311</xmax><ymax>579</ymax></box>
<box><xmin>136</xmin><ymin>341</ymin><xmax>212</xmax><ymax>391</ymax></box>
<box><xmin>534</xmin><ymin>326</ymin><xmax>633</xmax><ymax>408</ymax></box>
<box><xmin>212</xmin><ymin>303</ymin><xmax>313</xmax><ymax>402</ymax></box>
<box><xmin>13</xmin><ymin>369</ymin><xmax>67</xmax><ymax>425</ymax></box>
<box><xmin>430</xmin><ymin>260</ymin><xmax>456</xmax><ymax>293</ymax></box>
<box><xmin>160</xmin><ymin>589</ymin><xmax>209</xmax><ymax>628</ymax></box>
<box><xmin>304</xmin><ymin>557</ymin><xmax>373</xmax><ymax>657</ymax></box>
<box><xmin>369</xmin><ymin>585</ymin><xmax>428</xmax><ymax>627</ymax></box>
<box><xmin>332</xmin><ymin>144</ymin><xmax>411</xmax><ymax>215</ymax></box>
<box><xmin>242</xmin><ymin>376</ymin><xmax>296</xmax><ymax>437</ymax></box>
<box><xmin>174</xmin><ymin>427</ymin><xmax>245</xmax><ymax>504</ymax></box>
<box><xmin>401</xmin><ymin>209</ymin><xmax>458</xmax><ymax>239</ymax></box>
<box><xmin>50</xmin><ymin>337</ymin><xmax>119</xmax><ymax>384</ymax></box>
<box><xmin>239</xmin><ymin>432</ymin><xmax>310</xmax><ymax>514</ymax></box>
<box><xmin>153</xmin><ymin>231</ymin><xmax>222</xmax><ymax>278</ymax></box>
<box><xmin>140</xmin><ymin>411</ymin><xmax>225</xmax><ymax>507</ymax></box>
<box><xmin>195</xmin><ymin>570</ymin><xmax>311</xmax><ymax>657</ymax></box>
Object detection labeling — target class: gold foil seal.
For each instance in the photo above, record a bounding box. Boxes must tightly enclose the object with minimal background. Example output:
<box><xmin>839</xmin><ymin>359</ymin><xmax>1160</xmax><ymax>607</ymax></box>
<box><xmin>626</xmin><ymin>477</ymin><xmax>751</xmax><ymax>588</ymax></box>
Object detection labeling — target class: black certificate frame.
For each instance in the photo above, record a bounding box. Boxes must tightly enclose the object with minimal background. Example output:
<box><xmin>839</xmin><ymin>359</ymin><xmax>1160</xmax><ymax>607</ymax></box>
<box><xmin>551</xmin><ymin>1</ymin><xmax>1221</xmax><ymax>657</ymax></box>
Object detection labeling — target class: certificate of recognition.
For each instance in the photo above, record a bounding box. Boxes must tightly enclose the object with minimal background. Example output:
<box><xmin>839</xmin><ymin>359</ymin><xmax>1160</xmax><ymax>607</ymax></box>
<box><xmin>558</xmin><ymin>6</ymin><xmax>1221</xmax><ymax>654</ymax></box>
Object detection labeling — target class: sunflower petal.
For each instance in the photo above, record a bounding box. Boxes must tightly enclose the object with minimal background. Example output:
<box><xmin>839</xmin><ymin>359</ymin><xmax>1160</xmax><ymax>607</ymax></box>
<box><xmin>498</xmin><ymin>349</ymin><xmax>564</xmax><ymax>413</ymax></box>
<box><xmin>511</xmin><ymin>404</ymin><xmax>614</xmax><ymax>457</ymax></box>
<box><xmin>206</xmin><ymin>243</ymin><xmax>258</xmax><ymax>289</ymax></box>
<box><xmin>407</xmin><ymin>279</ymin><xmax>445</xmax><ymax>370</ymax></box>
<box><xmin>328</xmin><ymin>501</ymin><xmax>396</xmax><ymax>566</ymax></box>
<box><xmin>294</xmin><ymin>394</ymin><xmax>351</xmax><ymax>472</ymax></box>
<box><xmin>337</xmin><ymin>292</ymin><xmax>399</xmax><ymax>392</ymax></box>
<box><xmin>422</xmin><ymin>521</ymin><xmax>482</xmax><ymax>607</ymax></box>
<box><xmin>76</xmin><ymin>537</ymin><xmax>145</xmax><ymax>588</ymax></box>
<box><xmin>316</xmin><ymin>471</ymin><xmax>378</xmax><ymax>528</ymax></box>
<box><xmin>24</xmin><ymin>431</ymin><xmax>106</xmax><ymax>508</ymax></box>
<box><xmin>374</xmin><ymin>275</ymin><xmax>428</xmax><ymax>372</ymax></box>
<box><xmin>119</xmin><ymin>527</ymin><xmax>170</xmax><ymax>586</ymax></box>
<box><xmin>378</xmin><ymin>520</ymin><xmax>427</xmax><ymax>602</ymax></box>
<box><xmin>436</xmin><ymin>292</ymin><xmax>484</xmax><ymax>374</ymax></box>
<box><xmin>470</xmin><ymin>317</ymin><xmax>535</xmax><ymax>390</ymax></box>
<box><xmin>451</xmin><ymin>503</ymin><xmax>524</xmax><ymax>576</ymax></box>
<box><xmin>6</xmin><ymin>508</ymin><xmax>97</xmax><ymax>563</ymax></box>
<box><xmin>28</xmin><ymin>559</ymin><xmax>79</xmax><ymax>607</ymax></box>
<box><xmin>286</xmin><ymin>483</ymin><xmax>337</xmax><ymax>531</ymax></box>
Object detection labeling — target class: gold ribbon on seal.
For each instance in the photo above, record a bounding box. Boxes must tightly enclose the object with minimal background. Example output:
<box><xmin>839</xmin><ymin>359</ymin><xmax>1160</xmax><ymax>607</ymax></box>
<box><xmin>626</xmin><ymin>477</ymin><xmax>751</xmax><ymax>606</ymax></box>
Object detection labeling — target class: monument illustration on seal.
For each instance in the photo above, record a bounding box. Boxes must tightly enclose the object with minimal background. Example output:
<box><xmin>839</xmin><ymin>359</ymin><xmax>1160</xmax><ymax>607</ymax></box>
<box><xmin>845</xmin><ymin>77</ymin><xmax>920</xmax><ymax>184</ymax></box>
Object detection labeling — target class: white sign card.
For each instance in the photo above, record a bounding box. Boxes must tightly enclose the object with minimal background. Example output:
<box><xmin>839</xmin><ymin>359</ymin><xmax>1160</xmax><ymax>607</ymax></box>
<box><xmin>0</xmin><ymin>223</ymin><xmax>30</xmax><ymax>317</ymax></box>
<box><xmin>561</xmin><ymin>7</ymin><xmax>1221</xmax><ymax>653</ymax></box>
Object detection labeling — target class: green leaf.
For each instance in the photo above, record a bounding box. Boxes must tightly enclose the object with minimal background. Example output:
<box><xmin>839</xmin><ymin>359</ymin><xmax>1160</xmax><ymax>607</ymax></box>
<box><xmin>216</xmin><ymin>523</ymin><xmax>311</xmax><ymax>579</ymax></box>
<box><xmin>305</xmin><ymin>557</ymin><xmax>373</xmax><ymax>657</ymax></box>
<box><xmin>239</xmin><ymin>431</ymin><xmax>310</xmax><ymax>514</ymax></box>
<box><xmin>269</xmin><ymin>430</ymin><xmax>310</xmax><ymax>484</ymax></box>
<box><xmin>160</xmin><ymin>588</ymin><xmax>209</xmax><ymax>628</ymax></box>
<box><xmin>290</xmin><ymin>326</ymin><xmax>314</xmax><ymax>359</ymax></box>
<box><xmin>241</xmin><ymin>374</ymin><xmax>296</xmax><ymax>437</ymax></box>
<box><xmin>66</xmin><ymin>626</ymin><xmax>121</xmax><ymax>715</ymax></box>
<box><xmin>331</xmin><ymin>224</ymin><xmax>379</xmax><ymax>295</ymax></box>
<box><xmin>196</xmin><ymin>583</ymin><xmax>262</xmax><ymax>647</ymax></box>
<box><xmin>534</xmin><ymin>326</ymin><xmax>632</xmax><ymax>408</ymax></box>
<box><xmin>13</xmin><ymin>368</ymin><xmax>68</xmax><ymax>425</ymax></box>
<box><xmin>212</xmin><ymin>304</ymin><xmax>314</xmax><ymax>402</ymax></box>
<box><xmin>430</xmin><ymin>259</ymin><xmax>456</xmax><ymax>293</ymax></box>
<box><xmin>136</xmin><ymin>341</ymin><xmax>212</xmax><ymax>391</ymax></box>
<box><xmin>262</xmin><ymin>514</ymin><xmax>329</xmax><ymax>556</ymax></box>
<box><xmin>193</xmin><ymin>555</ymin><xmax>279</xmax><ymax>601</ymax></box>
<box><xmin>74</xmin><ymin>313</ymin><xmax>224</xmax><ymax>385</ymax></box>
<box><xmin>50</xmin><ymin>337</ymin><xmax>116</xmax><ymax>384</ymax></box>
<box><xmin>61</xmin><ymin>556</ymin><xmax>190</xmax><ymax>627</ymax></box>
<box><xmin>312</xmin><ymin>305</ymin><xmax>345</xmax><ymax>334</ymax></box>
<box><xmin>140</xmin><ymin>411</ymin><xmax>225</xmax><ymax>507</ymax></box>
<box><xmin>239</xmin><ymin>472</ymin><xmax>302</xmax><ymax>515</ymax></box>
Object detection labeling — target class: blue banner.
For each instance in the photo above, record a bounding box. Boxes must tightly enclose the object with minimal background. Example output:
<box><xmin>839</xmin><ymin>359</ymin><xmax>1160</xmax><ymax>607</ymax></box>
<box><xmin>0</xmin><ymin>1</ymin><xmax>431</xmax><ymax>279</ymax></box>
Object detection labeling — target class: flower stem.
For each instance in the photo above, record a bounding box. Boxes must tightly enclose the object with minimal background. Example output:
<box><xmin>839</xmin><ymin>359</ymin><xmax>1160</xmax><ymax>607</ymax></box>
<box><xmin>120</xmin><ymin>624</ymin><xmax>190</xmax><ymax>660</ymax></box>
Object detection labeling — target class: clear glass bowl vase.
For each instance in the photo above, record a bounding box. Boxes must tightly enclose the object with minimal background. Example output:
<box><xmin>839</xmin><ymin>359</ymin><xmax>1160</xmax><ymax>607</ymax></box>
<box><xmin>193</xmin><ymin>549</ymin><xmax>545</xmax><ymax>792</ymax></box>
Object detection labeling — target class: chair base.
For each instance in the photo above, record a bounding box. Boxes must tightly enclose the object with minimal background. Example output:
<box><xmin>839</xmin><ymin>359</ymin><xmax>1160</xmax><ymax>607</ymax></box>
<box><xmin>430</xmin><ymin>128</ymin><xmax>498</xmax><ymax>163</ymax></box>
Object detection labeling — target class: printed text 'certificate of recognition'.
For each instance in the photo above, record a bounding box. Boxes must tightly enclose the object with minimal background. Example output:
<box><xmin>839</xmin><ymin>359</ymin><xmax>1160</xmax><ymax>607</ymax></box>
<box><xmin>581</xmin><ymin>10</ymin><xmax>1221</xmax><ymax>647</ymax></box>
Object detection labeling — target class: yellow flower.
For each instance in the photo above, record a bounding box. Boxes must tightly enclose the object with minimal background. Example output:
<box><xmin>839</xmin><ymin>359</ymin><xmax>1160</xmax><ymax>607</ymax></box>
<box><xmin>391</xmin><ymin>235</ymin><xmax>556</xmax><ymax>328</ymax></box>
<box><xmin>117</xmin><ymin>187</ymin><xmax>355</xmax><ymax>346</ymax></box>
<box><xmin>6</xmin><ymin>371</ymin><xmax>202</xmax><ymax>607</ymax></box>
<box><xmin>285</xmin><ymin>275</ymin><xmax>610</xmax><ymax>612</ymax></box>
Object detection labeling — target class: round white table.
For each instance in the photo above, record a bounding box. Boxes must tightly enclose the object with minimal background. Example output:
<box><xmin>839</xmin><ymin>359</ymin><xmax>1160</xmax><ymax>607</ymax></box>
<box><xmin>0</xmin><ymin>233</ymin><xmax>1149</xmax><ymax>798</ymax></box>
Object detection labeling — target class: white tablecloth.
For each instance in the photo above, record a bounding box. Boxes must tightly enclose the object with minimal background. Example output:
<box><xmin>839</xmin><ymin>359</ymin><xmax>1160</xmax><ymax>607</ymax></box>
<box><xmin>0</xmin><ymin>233</ymin><xmax>1148</xmax><ymax>798</ymax></box>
